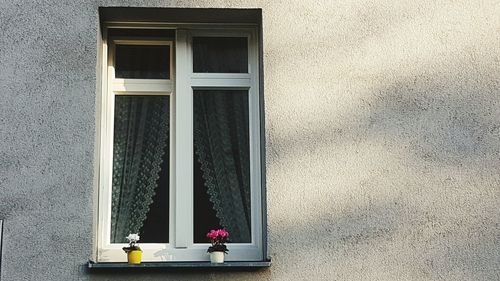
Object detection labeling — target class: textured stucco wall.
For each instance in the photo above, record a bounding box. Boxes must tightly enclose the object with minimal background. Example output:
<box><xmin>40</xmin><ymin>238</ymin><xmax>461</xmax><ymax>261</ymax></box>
<box><xmin>1</xmin><ymin>1</ymin><xmax>499</xmax><ymax>280</ymax></box>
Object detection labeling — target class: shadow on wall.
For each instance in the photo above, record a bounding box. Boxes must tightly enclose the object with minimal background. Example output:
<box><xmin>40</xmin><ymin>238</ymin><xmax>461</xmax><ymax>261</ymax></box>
<box><xmin>265</xmin><ymin>47</ymin><xmax>500</xmax><ymax>281</ymax></box>
<box><xmin>262</xmin><ymin>1</ymin><xmax>500</xmax><ymax>280</ymax></box>
<box><xmin>264</xmin><ymin>50</ymin><xmax>499</xmax><ymax>278</ymax></box>
<box><xmin>270</xmin><ymin>70</ymin><xmax>500</xmax><ymax>169</ymax></box>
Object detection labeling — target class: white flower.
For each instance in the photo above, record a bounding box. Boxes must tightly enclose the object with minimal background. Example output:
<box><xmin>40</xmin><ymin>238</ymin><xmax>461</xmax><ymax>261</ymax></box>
<box><xmin>126</xmin><ymin>233</ymin><xmax>140</xmax><ymax>243</ymax></box>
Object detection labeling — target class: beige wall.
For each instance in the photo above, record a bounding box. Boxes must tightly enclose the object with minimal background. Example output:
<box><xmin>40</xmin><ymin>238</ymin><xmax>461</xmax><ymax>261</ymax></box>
<box><xmin>0</xmin><ymin>0</ymin><xmax>498</xmax><ymax>280</ymax></box>
<box><xmin>262</xmin><ymin>1</ymin><xmax>500</xmax><ymax>280</ymax></box>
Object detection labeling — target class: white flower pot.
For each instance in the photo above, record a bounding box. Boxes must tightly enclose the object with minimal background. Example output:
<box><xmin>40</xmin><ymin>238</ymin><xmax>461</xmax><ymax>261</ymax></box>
<box><xmin>210</xmin><ymin>251</ymin><xmax>225</xmax><ymax>263</ymax></box>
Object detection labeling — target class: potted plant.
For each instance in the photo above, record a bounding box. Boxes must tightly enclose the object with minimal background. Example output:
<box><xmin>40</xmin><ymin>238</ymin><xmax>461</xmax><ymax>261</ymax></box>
<box><xmin>122</xmin><ymin>233</ymin><xmax>142</xmax><ymax>264</ymax></box>
<box><xmin>206</xmin><ymin>229</ymin><xmax>229</xmax><ymax>263</ymax></box>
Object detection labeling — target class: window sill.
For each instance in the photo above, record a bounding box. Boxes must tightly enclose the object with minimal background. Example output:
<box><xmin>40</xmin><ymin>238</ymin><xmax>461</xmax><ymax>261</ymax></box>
<box><xmin>87</xmin><ymin>260</ymin><xmax>271</xmax><ymax>271</ymax></box>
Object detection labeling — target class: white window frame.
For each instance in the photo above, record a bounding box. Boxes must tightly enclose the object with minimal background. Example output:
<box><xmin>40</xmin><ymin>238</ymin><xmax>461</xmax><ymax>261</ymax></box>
<box><xmin>97</xmin><ymin>24</ymin><xmax>262</xmax><ymax>262</ymax></box>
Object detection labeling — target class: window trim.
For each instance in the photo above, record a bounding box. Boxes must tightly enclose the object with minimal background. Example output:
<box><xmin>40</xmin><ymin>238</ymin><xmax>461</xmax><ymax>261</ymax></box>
<box><xmin>97</xmin><ymin>24</ymin><xmax>264</xmax><ymax>263</ymax></box>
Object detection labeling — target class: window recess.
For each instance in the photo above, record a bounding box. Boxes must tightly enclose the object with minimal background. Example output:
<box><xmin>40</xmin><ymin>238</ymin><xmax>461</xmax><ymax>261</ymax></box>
<box><xmin>97</xmin><ymin>25</ymin><xmax>263</xmax><ymax>263</ymax></box>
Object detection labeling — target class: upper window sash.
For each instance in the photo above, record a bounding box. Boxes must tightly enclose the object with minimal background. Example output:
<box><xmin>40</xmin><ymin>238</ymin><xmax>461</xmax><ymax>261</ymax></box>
<box><xmin>187</xmin><ymin>30</ymin><xmax>256</xmax><ymax>74</ymax></box>
<box><xmin>109</xmin><ymin>39</ymin><xmax>174</xmax><ymax>93</ymax></box>
<box><xmin>187</xmin><ymin>30</ymin><xmax>256</xmax><ymax>89</ymax></box>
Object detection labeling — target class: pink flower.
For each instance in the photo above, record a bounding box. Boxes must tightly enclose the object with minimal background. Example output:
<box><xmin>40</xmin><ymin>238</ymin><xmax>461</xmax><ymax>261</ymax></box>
<box><xmin>206</xmin><ymin>230</ymin><xmax>218</xmax><ymax>239</ymax></box>
<box><xmin>206</xmin><ymin>229</ymin><xmax>230</xmax><ymax>240</ymax></box>
<box><xmin>218</xmin><ymin>229</ymin><xmax>229</xmax><ymax>238</ymax></box>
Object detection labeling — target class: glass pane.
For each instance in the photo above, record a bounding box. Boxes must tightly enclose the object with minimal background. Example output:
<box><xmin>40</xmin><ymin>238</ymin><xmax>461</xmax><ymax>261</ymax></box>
<box><xmin>115</xmin><ymin>45</ymin><xmax>170</xmax><ymax>79</ymax></box>
<box><xmin>193</xmin><ymin>90</ymin><xmax>251</xmax><ymax>243</ymax></box>
<box><xmin>193</xmin><ymin>37</ymin><xmax>248</xmax><ymax>73</ymax></box>
<box><xmin>111</xmin><ymin>96</ymin><xmax>170</xmax><ymax>243</ymax></box>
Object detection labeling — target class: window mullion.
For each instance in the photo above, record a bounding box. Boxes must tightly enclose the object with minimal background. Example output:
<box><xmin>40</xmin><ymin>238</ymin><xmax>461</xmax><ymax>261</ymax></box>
<box><xmin>174</xmin><ymin>29</ymin><xmax>193</xmax><ymax>248</ymax></box>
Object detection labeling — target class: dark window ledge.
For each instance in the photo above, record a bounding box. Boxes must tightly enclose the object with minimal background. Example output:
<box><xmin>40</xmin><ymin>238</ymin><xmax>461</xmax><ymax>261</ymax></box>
<box><xmin>87</xmin><ymin>260</ymin><xmax>271</xmax><ymax>271</ymax></box>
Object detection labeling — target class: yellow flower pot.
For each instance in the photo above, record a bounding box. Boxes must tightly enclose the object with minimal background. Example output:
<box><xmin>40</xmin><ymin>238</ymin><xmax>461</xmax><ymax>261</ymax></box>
<box><xmin>127</xmin><ymin>250</ymin><xmax>142</xmax><ymax>264</ymax></box>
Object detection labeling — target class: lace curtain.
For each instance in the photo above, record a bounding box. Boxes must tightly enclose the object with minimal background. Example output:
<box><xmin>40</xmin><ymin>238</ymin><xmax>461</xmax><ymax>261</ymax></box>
<box><xmin>110</xmin><ymin>92</ymin><xmax>250</xmax><ymax>243</ymax></box>
<box><xmin>193</xmin><ymin>90</ymin><xmax>251</xmax><ymax>242</ymax></box>
<box><xmin>111</xmin><ymin>96</ymin><xmax>170</xmax><ymax>243</ymax></box>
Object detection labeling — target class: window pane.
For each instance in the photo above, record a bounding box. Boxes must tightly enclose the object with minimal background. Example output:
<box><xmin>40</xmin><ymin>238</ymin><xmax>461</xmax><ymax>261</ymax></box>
<box><xmin>115</xmin><ymin>45</ymin><xmax>170</xmax><ymax>79</ymax></box>
<box><xmin>111</xmin><ymin>96</ymin><xmax>170</xmax><ymax>243</ymax></box>
<box><xmin>193</xmin><ymin>90</ymin><xmax>251</xmax><ymax>243</ymax></box>
<box><xmin>193</xmin><ymin>37</ymin><xmax>248</xmax><ymax>73</ymax></box>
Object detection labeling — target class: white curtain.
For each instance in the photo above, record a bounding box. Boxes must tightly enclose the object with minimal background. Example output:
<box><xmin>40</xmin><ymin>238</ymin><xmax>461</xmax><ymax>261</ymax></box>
<box><xmin>111</xmin><ymin>96</ymin><xmax>169</xmax><ymax>243</ymax></box>
<box><xmin>193</xmin><ymin>90</ymin><xmax>251</xmax><ymax>242</ymax></box>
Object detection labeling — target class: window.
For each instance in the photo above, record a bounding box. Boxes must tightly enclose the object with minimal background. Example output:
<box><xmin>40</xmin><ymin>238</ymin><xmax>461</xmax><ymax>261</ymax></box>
<box><xmin>97</xmin><ymin>24</ymin><xmax>263</xmax><ymax>262</ymax></box>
